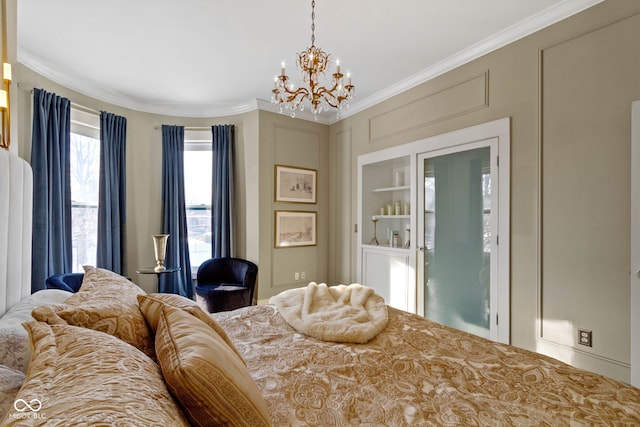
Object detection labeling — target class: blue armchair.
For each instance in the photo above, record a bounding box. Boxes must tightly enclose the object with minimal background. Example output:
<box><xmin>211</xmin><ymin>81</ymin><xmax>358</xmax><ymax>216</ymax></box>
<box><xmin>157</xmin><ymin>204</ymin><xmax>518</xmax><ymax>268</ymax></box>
<box><xmin>45</xmin><ymin>273</ymin><xmax>84</xmax><ymax>293</ymax></box>
<box><xmin>195</xmin><ymin>258</ymin><xmax>258</xmax><ymax>313</ymax></box>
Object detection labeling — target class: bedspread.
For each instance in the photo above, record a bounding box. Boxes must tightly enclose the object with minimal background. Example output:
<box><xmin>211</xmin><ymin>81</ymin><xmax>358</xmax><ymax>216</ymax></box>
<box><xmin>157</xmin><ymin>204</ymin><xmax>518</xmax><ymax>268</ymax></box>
<box><xmin>214</xmin><ymin>305</ymin><xmax>640</xmax><ymax>426</ymax></box>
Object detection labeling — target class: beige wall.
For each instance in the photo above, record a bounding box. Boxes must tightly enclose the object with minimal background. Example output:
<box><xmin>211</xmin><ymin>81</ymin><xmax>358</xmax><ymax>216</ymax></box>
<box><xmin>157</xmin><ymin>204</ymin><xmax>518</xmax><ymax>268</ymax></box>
<box><xmin>256</xmin><ymin>110</ymin><xmax>329</xmax><ymax>301</ymax></box>
<box><xmin>329</xmin><ymin>0</ymin><xmax>640</xmax><ymax>381</ymax></box>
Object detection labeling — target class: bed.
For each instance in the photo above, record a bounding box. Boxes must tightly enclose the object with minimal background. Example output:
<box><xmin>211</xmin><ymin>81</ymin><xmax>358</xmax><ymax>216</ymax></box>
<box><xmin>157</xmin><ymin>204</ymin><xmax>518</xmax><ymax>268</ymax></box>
<box><xmin>216</xmin><ymin>302</ymin><xmax>640</xmax><ymax>426</ymax></box>
<box><xmin>1</xmin><ymin>148</ymin><xmax>640</xmax><ymax>426</ymax></box>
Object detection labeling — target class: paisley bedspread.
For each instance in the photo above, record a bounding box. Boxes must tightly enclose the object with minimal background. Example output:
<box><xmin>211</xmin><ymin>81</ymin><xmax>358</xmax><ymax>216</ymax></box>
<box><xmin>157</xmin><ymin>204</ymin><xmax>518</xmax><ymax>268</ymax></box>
<box><xmin>213</xmin><ymin>305</ymin><xmax>640</xmax><ymax>426</ymax></box>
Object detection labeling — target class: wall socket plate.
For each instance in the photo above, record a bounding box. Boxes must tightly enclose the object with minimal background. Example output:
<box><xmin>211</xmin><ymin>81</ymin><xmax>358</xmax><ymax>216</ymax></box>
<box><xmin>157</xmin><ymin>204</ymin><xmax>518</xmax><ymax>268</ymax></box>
<box><xmin>578</xmin><ymin>329</ymin><xmax>592</xmax><ymax>347</ymax></box>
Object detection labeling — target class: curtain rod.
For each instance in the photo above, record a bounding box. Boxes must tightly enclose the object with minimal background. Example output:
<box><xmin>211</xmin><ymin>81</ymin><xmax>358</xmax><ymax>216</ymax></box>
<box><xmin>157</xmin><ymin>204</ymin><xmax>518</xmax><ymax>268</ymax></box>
<box><xmin>17</xmin><ymin>82</ymin><xmax>32</xmax><ymax>92</ymax></box>
<box><xmin>154</xmin><ymin>125</ymin><xmax>212</xmax><ymax>130</ymax></box>
<box><xmin>18</xmin><ymin>82</ymin><xmax>101</xmax><ymax>115</ymax></box>
<box><xmin>71</xmin><ymin>102</ymin><xmax>100</xmax><ymax>115</ymax></box>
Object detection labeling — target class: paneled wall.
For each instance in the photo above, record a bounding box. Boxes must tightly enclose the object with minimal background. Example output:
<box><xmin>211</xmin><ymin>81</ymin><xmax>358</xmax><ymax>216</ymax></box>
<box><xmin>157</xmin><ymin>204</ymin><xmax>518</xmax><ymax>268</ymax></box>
<box><xmin>257</xmin><ymin>111</ymin><xmax>329</xmax><ymax>300</ymax></box>
<box><xmin>329</xmin><ymin>0</ymin><xmax>640</xmax><ymax>381</ymax></box>
<box><xmin>539</xmin><ymin>11</ymin><xmax>640</xmax><ymax>378</ymax></box>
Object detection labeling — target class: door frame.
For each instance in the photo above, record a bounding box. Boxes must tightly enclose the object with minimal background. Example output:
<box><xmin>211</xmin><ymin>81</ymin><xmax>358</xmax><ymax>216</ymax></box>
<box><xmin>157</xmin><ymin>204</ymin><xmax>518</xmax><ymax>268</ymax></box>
<box><xmin>412</xmin><ymin>119</ymin><xmax>509</xmax><ymax>343</ymax></box>
<box><xmin>417</xmin><ymin>138</ymin><xmax>500</xmax><ymax>340</ymax></box>
<box><xmin>631</xmin><ymin>101</ymin><xmax>640</xmax><ymax>387</ymax></box>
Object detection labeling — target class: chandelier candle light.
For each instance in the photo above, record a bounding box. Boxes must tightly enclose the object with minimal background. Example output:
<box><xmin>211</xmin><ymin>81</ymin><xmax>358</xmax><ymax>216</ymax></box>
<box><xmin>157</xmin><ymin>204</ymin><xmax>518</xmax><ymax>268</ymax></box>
<box><xmin>271</xmin><ymin>0</ymin><xmax>354</xmax><ymax>119</ymax></box>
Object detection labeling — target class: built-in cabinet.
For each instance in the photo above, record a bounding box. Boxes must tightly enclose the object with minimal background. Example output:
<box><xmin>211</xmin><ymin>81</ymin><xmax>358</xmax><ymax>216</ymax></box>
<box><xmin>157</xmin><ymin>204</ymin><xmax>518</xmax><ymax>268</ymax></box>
<box><xmin>357</xmin><ymin>118</ymin><xmax>510</xmax><ymax>343</ymax></box>
<box><xmin>361</xmin><ymin>246</ymin><xmax>412</xmax><ymax>311</ymax></box>
<box><xmin>357</xmin><ymin>149</ymin><xmax>416</xmax><ymax>313</ymax></box>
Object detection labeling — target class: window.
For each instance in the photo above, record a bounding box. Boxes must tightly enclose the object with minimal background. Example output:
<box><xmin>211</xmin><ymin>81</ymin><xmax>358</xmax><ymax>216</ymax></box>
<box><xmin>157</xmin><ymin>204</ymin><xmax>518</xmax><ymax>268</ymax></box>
<box><xmin>482</xmin><ymin>170</ymin><xmax>491</xmax><ymax>254</ymax></box>
<box><xmin>70</xmin><ymin>108</ymin><xmax>100</xmax><ymax>272</ymax></box>
<box><xmin>424</xmin><ymin>167</ymin><xmax>491</xmax><ymax>253</ymax></box>
<box><xmin>183</xmin><ymin>130</ymin><xmax>213</xmax><ymax>272</ymax></box>
<box><xmin>424</xmin><ymin>174</ymin><xmax>435</xmax><ymax>251</ymax></box>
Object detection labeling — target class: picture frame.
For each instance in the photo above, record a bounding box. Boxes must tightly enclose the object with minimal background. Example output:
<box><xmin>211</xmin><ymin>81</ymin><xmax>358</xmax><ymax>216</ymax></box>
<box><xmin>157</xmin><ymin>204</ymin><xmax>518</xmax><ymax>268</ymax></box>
<box><xmin>275</xmin><ymin>211</ymin><xmax>317</xmax><ymax>248</ymax></box>
<box><xmin>275</xmin><ymin>165</ymin><xmax>317</xmax><ymax>204</ymax></box>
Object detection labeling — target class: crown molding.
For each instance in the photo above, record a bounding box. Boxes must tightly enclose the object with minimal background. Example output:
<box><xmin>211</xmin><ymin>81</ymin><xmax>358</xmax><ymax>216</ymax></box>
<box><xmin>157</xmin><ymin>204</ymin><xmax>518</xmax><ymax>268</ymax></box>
<box><xmin>18</xmin><ymin>0</ymin><xmax>602</xmax><ymax>122</ymax></box>
<box><xmin>18</xmin><ymin>48</ymin><xmax>261</xmax><ymax>118</ymax></box>
<box><xmin>334</xmin><ymin>0</ymin><xmax>604</xmax><ymax>123</ymax></box>
<box><xmin>255</xmin><ymin>99</ymin><xmax>334</xmax><ymax>125</ymax></box>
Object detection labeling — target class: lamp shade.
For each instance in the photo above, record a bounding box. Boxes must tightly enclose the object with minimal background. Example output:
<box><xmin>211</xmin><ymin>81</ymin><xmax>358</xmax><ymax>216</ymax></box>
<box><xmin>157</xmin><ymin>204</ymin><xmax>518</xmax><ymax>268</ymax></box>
<box><xmin>2</xmin><ymin>63</ymin><xmax>11</xmax><ymax>82</ymax></box>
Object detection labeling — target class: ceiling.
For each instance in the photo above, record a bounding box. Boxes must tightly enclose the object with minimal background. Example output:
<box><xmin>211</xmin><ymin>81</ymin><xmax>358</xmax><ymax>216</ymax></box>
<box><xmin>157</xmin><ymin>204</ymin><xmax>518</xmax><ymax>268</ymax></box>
<box><xmin>17</xmin><ymin>0</ymin><xmax>601</xmax><ymax>123</ymax></box>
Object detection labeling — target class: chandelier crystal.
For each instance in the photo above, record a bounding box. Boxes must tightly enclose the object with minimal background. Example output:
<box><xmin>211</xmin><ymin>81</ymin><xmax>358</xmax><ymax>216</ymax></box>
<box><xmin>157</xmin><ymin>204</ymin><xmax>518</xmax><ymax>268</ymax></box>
<box><xmin>271</xmin><ymin>0</ymin><xmax>354</xmax><ymax>119</ymax></box>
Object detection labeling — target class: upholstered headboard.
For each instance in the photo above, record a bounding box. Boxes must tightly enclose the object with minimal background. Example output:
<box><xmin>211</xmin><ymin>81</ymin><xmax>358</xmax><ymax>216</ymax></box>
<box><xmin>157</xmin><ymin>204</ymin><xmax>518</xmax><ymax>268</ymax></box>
<box><xmin>0</xmin><ymin>149</ymin><xmax>33</xmax><ymax>317</ymax></box>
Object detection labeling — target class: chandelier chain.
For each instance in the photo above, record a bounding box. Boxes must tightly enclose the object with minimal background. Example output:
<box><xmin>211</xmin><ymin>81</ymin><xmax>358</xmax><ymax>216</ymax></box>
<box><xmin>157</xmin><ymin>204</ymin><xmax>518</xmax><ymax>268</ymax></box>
<box><xmin>311</xmin><ymin>0</ymin><xmax>315</xmax><ymax>46</ymax></box>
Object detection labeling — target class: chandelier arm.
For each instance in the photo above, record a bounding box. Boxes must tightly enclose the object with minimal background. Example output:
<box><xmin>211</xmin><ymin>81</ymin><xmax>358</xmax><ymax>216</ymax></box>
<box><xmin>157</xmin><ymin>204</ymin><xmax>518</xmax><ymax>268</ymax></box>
<box><xmin>284</xmin><ymin>87</ymin><xmax>310</xmax><ymax>106</ymax></box>
<box><xmin>316</xmin><ymin>79</ymin><xmax>340</xmax><ymax>96</ymax></box>
<box><xmin>282</xmin><ymin>85</ymin><xmax>309</xmax><ymax>97</ymax></box>
<box><xmin>317</xmin><ymin>89</ymin><xmax>340</xmax><ymax>108</ymax></box>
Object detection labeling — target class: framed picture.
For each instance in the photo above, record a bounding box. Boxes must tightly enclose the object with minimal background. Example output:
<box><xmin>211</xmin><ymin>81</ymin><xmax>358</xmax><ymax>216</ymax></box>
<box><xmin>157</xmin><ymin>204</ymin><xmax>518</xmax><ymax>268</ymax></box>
<box><xmin>275</xmin><ymin>165</ymin><xmax>317</xmax><ymax>204</ymax></box>
<box><xmin>275</xmin><ymin>211</ymin><xmax>317</xmax><ymax>248</ymax></box>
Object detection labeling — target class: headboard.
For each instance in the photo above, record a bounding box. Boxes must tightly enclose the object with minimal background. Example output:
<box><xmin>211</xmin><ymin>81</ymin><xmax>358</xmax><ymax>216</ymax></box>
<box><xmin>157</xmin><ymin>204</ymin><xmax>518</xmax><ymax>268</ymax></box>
<box><xmin>0</xmin><ymin>149</ymin><xmax>33</xmax><ymax>317</ymax></box>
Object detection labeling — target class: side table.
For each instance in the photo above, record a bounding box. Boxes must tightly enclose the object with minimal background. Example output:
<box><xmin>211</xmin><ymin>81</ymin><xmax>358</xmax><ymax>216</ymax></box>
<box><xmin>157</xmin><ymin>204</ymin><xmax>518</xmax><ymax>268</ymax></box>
<box><xmin>136</xmin><ymin>267</ymin><xmax>180</xmax><ymax>292</ymax></box>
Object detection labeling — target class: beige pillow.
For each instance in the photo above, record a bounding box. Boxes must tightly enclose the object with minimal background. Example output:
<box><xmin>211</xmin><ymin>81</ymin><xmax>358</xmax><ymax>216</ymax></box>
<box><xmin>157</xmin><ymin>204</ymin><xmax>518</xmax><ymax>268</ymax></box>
<box><xmin>31</xmin><ymin>266</ymin><xmax>155</xmax><ymax>359</ymax></box>
<box><xmin>32</xmin><ymin>302</ymin><xmax>155</xmax><ymax>359</ymax></box>
<box><xmin>138</xmin><ymin>293</ymin><xmax>244</xmax><ymax>362</ymax></box>
<box><xmin>1</xmin><ymin>321</ymin><xmax>189</xmax><ymax>426</ymax></box>
<box><xmin>155</xmin><ymin>305</ymin><xmax>271</xmax><ymax>427</ymax></box>
<box><xmin>79</xmin><ymin>265</ymin><xmax>145</xmax><ymax>295</ymax></box>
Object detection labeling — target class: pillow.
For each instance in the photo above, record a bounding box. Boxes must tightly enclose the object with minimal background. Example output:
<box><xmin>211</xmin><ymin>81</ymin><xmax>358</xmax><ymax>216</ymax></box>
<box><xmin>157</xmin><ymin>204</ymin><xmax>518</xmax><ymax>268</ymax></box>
<box><xmin>155</xmin><ymin>305</ymin><xmax>271</xmax><ymax>427</ymax></box>
<box><xmin>138</xmin><ymin>293</ymin><xmax>245</xmax><ymax>362</ymax></box>
<box><xmin>31</xmin><ymin>266</ymin><xmax>155</xmax><ymax>359</ymax></box>
<box><xmin>0</xmin><ymin>365</ymin><xmax>25</xmax><ymax>420</ymax></box>
<box><xmin>0</xmin><ymin>321</ymin><xmax>189</xmax><ymax>426</ymax></box>
<box><xmin>32</xmin><ymin>302</ymin><xmax>154</xmax><ymax>359</ymax></box>
<box><xmin>0</xmin><ymin>290</ymin><xmax>71</xmax><ymax>372</ymax></box>
<box><xmin>78</xmin><ymin>265</ymin><xmax>146</xmax><ymax>296</ymax></box>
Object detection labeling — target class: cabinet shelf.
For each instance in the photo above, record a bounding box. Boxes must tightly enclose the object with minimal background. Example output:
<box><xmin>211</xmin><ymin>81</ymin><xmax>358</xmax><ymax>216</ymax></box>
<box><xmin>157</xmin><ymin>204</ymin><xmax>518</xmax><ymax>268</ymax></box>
<box><xmin>362</xmin><ymin>244</ymin><xmax>411</xmax><ymax>253</ymax></box>
<box><xmin>371</xmin><ymin>215</ymin><xmax>410</xmax><ymax>220</ymax></box>
<box><xmin>372</xmin><ymin>185</ymin><xmax>410</xmax><ymax>193</ymax></box>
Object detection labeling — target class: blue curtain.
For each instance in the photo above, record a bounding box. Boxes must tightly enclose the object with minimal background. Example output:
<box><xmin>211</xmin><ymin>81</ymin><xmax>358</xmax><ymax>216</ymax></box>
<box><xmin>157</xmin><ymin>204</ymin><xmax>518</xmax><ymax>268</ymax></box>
<box><xmin>30</xmin><ymin>88</ymin><xmax>72</xmax><ymax>292</ymax></box>
<box><xmin>96</xmin><ymin>112</ymin><xmax>127</xmax><ymax>274</ymax></box>
<box><xmin>211</xmin><ymin>125</ymin><xmax>235</xmax><ymax>258</ymax></box>
<box><xmin>160</xmin><ymin>125</ymin><xmax>192</xmax><ymax>297</ymax></box>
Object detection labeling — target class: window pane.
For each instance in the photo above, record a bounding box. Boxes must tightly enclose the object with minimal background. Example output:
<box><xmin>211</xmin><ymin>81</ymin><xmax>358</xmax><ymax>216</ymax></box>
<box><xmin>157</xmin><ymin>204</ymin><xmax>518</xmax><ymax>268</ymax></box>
<box><xmin>184</xmin><ymin>150</ymin><xmax>212</xmax><ymax>268</ymax></box>
<box><xmin>70</xmin><ymin>133</ymin><xmax>100</xmax><ymax>272</ymax></box>
<box><xmin>482</xmin><ymin>172</ymin><xmax>491</xmax><ymax>253</ymax></box>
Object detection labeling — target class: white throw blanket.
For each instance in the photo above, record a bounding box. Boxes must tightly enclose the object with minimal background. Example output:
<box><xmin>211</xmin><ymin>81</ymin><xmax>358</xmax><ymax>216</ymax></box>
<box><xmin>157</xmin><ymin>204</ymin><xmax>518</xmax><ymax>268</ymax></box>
<box><xmin>269</xmin><ymin>282</ymin><xmax>388</xmax><ymax>344</ymax></box>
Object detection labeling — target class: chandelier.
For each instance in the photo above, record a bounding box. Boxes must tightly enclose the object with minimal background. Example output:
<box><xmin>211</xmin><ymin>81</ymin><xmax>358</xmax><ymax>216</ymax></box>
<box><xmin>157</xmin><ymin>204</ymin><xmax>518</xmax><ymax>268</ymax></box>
<box><xmin>271</xmin><ymin>0</ymin><xmax>354</xmax><ymax>119</ymax></box>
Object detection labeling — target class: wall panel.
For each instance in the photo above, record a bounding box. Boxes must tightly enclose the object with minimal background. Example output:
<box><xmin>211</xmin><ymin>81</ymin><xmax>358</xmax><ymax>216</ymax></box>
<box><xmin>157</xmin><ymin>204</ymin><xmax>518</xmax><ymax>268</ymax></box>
<box><xmin>540</xmin><ymin>12</ymin><xmax>640</xmax><ymax>368</ymax></box>
<box><xmin>369</xmin><ymin>72</ymin><xmax>489</xmax><ymax>142</ymax></box>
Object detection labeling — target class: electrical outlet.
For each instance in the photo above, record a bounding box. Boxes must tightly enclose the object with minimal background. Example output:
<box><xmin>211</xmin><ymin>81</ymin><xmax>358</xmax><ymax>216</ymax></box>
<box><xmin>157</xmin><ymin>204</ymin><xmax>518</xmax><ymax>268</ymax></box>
<box><xmin>578</xmin><ymin>329</ymin><xmax>592</xmax><ymax>347</ymax></box>
<box><xmin>294</xmin><ymin>272</ymin><xmax>300</xmax><ymax>281</ymax></box>
<box><xmin>301</xmin><ymin>272</ymin><xmax>306</xmax><ymax>279</ymax></box>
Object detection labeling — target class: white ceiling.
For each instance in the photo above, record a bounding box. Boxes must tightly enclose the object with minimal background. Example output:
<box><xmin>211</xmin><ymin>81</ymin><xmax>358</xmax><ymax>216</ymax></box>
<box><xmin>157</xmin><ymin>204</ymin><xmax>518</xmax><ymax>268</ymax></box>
<box><xmin>17</xmin><ymin>0</ymin><xmax>601</xmax><ymax>123</ymax></box>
